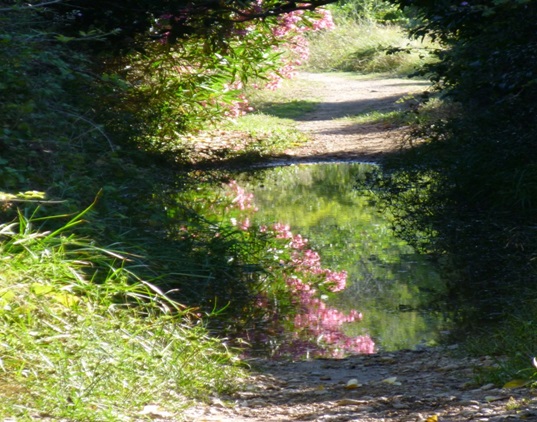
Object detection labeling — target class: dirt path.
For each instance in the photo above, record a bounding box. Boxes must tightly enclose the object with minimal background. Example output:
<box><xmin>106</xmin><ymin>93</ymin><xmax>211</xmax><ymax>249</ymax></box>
<box><xmin>185</xmin><ymin>73</ymin><xmax>537</xmax><ymax>421</ymax></box>
<box><xmin>186</xmin><ymin>347</ymin><xmax>537</xmax><ymax>421</ymax></box>
<box><xmin>276</xmin><ymin>72</ymin><xmax>429</xmax><ymax>163</ymax></box>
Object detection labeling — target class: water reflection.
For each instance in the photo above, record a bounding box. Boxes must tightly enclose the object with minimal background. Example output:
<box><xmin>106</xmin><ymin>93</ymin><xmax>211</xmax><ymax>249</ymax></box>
<box><xmin>237</xmin><ymin>163</ymin><xmax>449</xmax><ymax>352</ymax></box>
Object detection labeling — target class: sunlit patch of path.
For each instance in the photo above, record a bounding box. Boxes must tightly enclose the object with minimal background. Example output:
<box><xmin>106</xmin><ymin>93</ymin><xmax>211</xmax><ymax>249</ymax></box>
<box><xmin>282</xmin><ymin>72</ymin><xmax>429</xmax><ymax>162</ymax></box>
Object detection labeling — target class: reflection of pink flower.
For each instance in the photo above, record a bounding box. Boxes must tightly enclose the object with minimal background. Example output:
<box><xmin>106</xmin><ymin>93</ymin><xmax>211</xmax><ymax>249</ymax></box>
<box><xmin>223</xmin><ymin>181</ymin><xmax>373</xmax><ymax>357</ymax></box>
<box><xmin>290</xmin><ymin>234</ymin><xmax>308</xmax><ymax>249</ymax></box>
<box><xmin>226</xmin><ymin>180</ymin><xmax>257</xmax><ymax>210</ymax></box>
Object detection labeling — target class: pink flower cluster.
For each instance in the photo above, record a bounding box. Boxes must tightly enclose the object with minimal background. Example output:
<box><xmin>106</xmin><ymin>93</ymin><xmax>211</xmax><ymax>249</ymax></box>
<box><xmin>221</xmin><ymin>82</ymin><xmax>254</xmax><ymax>119</ymax></box>
<box><xmin>263</xmin><ymin>8</ymin><xmax>335</xmax><ymax>90</ymax></box>
<box><xmin>156</xmin><ymin>5</ymin><xmax>335</xmax><ymax>122</ymax></box>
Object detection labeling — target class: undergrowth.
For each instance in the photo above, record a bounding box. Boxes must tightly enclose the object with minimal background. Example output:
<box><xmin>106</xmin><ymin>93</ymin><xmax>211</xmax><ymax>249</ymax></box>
<box><xmin>0</xmin><ymin>205</ymin><xmax>245</xmax><ymax>421</ymax></box>
<box><xmin>306</xmin><ymin>17</ymin><xmax>436</xmax><ymax>75</ymax></box>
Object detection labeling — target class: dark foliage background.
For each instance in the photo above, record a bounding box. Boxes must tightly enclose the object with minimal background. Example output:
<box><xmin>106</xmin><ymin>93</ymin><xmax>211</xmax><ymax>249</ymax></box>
<box><xmin>370</xmin><ymin>0</ymin><xmax>537</xmax><ymax>333</ymax></box>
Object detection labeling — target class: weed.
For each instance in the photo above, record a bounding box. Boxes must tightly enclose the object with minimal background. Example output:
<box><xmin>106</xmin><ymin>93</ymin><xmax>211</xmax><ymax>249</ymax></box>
<box><xmin>305</xmin><ymin>18</ymin><xmax>436</xmax><ymax>75</ymax></box>
<box><xmin>0</xmin><ymin>208</ymin><xmax>245</xmax><ymax>421</ymax></box>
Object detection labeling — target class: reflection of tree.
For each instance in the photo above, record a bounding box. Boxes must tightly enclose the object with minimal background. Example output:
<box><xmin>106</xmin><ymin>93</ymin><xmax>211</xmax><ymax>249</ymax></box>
<box><xmin>238</xmin><ymin>163</ymin><xmax>447</xmax><ymax>350</ymax></box>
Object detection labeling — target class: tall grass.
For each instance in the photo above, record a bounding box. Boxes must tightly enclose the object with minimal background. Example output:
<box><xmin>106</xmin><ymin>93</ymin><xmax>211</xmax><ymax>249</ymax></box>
<box><xmin>0</xmin><ymin>206</ymin><xmax>245</xmax><ymax>421</ymax></box>
<box><xmin>306</xmin><ymin>16</ymin><xmax>436</xmax><ymax>75</ymax></box>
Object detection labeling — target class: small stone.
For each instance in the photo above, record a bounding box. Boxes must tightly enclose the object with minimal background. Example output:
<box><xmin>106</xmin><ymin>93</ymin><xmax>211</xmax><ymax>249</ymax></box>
<box><xmin>460</xmin><ymin>400</ymin><xmax>481</xmax><ymax>406</ymax></box>
<box><xmin>345</xmin><ymin>378</ymin><xmax>362</xmax><ymax>389</ymax></box>
<box><xmin>210</xmin><ymin>398</ymin><xmax>226</xmax><ymax>408</ymax></box>
<box><xmin>460</xmin><ymin>408</ymin><xmax>478</xmax><ymax>417</ymax></box>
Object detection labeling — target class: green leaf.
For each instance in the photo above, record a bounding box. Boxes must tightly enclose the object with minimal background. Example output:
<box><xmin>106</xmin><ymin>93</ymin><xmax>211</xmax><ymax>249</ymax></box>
<box><xmin>55</xmin><ymin>34</ymin><xmax>75</xmax><ymax>43</ymax></box>
<box><xmin>502</xmin><ymin>379</ymin><xmax>531</xmax><ymax>389</ymax></box>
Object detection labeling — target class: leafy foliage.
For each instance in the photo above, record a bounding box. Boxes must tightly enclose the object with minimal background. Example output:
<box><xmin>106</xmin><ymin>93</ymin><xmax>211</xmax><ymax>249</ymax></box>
<box><xmin>368</xmin><ymin>0</ymin><xmax>537</xmax><ymax>338</ymax></box>
<box><xmin>0</xmin><ymin>208</ymin><xmax>245</xmax><ymax>420</ymax></box>
<box><xmin>335</xmin><ymin>0</ymin><xmax>408</xmax><ymax>23</ymax></box>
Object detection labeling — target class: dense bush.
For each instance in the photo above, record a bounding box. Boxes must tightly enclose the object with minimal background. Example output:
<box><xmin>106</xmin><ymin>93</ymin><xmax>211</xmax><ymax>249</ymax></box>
<box><xmin>335</xmin><ymin>0</ymin><xmax>408</xmax><ymax>23</ymax></box>
<box><xmin>370</xmin><ymin>0</ymin><xmax>537</xmax><ymax>328</ymax></box>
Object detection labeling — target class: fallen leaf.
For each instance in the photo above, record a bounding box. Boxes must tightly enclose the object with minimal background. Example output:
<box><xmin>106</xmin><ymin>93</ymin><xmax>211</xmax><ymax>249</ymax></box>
<box><xmin>336</xmin><ymin>398</ymin><xmax>367</xmax><ymax>406</ymax></box>
<box><xmin>425</xmin><ymin>415</ymin><xmax>438</xmax><ymax>422</ymax></box>
<box><xmin>502</xmin><ymin>379</ymin><xmax>531</xmax><ymax>389</ymax></box>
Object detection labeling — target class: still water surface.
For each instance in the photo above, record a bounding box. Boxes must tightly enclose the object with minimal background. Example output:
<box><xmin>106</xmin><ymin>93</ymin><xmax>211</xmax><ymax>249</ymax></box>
<box><xmin>237</xmin><ymin>163</ymin><xmax>449</xmax><ymax>352</ymax></box>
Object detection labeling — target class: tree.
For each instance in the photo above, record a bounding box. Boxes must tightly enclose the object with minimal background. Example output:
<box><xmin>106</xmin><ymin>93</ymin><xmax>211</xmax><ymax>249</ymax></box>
<box><xmin>39</xmin><ymin>0</ymin><xmax>337</xmax><ymax>52</ymax></box>
<box><xmin>372</xmin><ymin>0</ymin><xmax>537</xmax><ymax>322</ymax></box>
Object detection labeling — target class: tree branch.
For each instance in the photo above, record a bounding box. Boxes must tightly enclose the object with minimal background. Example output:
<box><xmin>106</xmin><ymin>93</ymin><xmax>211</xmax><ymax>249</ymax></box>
<box><xmin>0</xmin><ymin>0</ymin><xmax>62</xmax><ymax>13</ymax></box>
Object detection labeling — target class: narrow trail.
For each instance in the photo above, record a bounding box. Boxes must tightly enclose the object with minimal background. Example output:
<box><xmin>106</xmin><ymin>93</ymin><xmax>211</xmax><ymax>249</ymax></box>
<box><xmin>186</xmin><ymin>74</ymin><xmax>537</xmax><ymax>421</ymax></box>
<box><xmin>278</xmin><ymin>72</ymin><xmax>429</xmax><ymax>163</ymax></box>
<box><xmin>187</xmin><ymin>347</ymin><xmax>536</xmax><ymax>422</ymax></box>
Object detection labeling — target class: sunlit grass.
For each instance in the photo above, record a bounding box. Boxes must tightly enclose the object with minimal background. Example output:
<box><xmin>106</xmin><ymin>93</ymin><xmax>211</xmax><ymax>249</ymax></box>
<box><xmin>332</xmin><ymin>96</ymin><xmax>451</xmax><ymax>130</ymax></box>
<box><xmin>220</xmin><ymin>79</ymin><xmax>319</xmax><ymax>154</ymax></box>
<box><xmin>0</xmin><ymin>207</ymin><xmax>246</xmax><ymax>421</ymax></box>
<box><xmin>338</xmin><ymin>109</ymin><xmax>411</xmax><ymax>126</ymax></box>
<box><xmin>306</xmin><ymin>18</ymin><xmax>437</xmax><ymax>75</ymax></box>
<box><xmin>245</xmin><ymin>76</ymin><xmax>323</xmax><ymax>108</ymax></box>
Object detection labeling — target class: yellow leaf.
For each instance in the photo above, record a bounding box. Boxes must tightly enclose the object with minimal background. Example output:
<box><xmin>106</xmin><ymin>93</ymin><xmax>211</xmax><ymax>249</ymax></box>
<box><xmin>31</xmin><ymin>283</ymin><xmax>54</xmax><ymax>295</ymax></box>
<box><xmin>426</xmin><ymin>415</ymin><xmax>438</xmax><ymax>422</ymax></box>
<box><xmin>502</xmin><ymin>379</ymin><xmax>530</xmax><ymax>389</ymax></box>
<box><xmin>52</xmin><ymin>292</ymin><xmax>80</xmax><ymax>308</ymax></box>
<box><xmin>0</xmin><ymin>290</ymin><xmax>16</xmax><ymax>306</ymax></box>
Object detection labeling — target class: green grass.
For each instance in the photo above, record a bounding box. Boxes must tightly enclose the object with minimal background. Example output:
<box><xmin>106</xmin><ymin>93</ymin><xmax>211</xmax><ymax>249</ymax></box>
<box><xmin>0</xmin><ymin>207</ymin><xmax>246</xmax><ymax>421</ymax></box>
<box><xmin>339</xmin><ymin>109</ymin><xmax>412</xmax><ymax>126</ymax></box>
<box><xmin>215</xmin><ymin>77</ymin><xmax>320</xmax><ymax>157</ymax></box>
<box><xmin>253</xmin><ymin>100</ymin><xmax>318</xmax><ymax>120</ymax></box>
<box><xmin>306</xmin><ymin>18</ymin><xmax>437</xmax><ymax>75</ymax></box>
<box><xmin>222</xmin><ymin>112</ymin><xmax>309</xmax><ymax>153</ymax></box>
<box><xmin>331</xmin><ymin>95</ymin><xmax>450</xmax><ymax>131</ymax></box>
<box><xmin>459</xmin><ymin>304</ymin><xmax>537</xmax><ymax>387</ymax></box>
<box><xmin>246</xmin><ymin>76</ymin><xmax>323</xmax><ymax>108</ymax></box>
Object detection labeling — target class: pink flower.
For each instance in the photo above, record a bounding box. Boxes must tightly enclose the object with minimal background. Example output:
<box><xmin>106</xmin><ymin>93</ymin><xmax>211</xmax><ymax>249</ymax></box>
<box><xmin>323</xmin><ymin>270</ymin><xmax>348</xmax><ymax>292</ymax></box>
<box><xmin>272</xmin><ymin>223</ymin><xmax>293</xmax><ymax>239</ymax></box>
<box><xmin>238</xmin><ymin>218</ymin><xmax>250</xmax><ymax>231</ymax></box>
